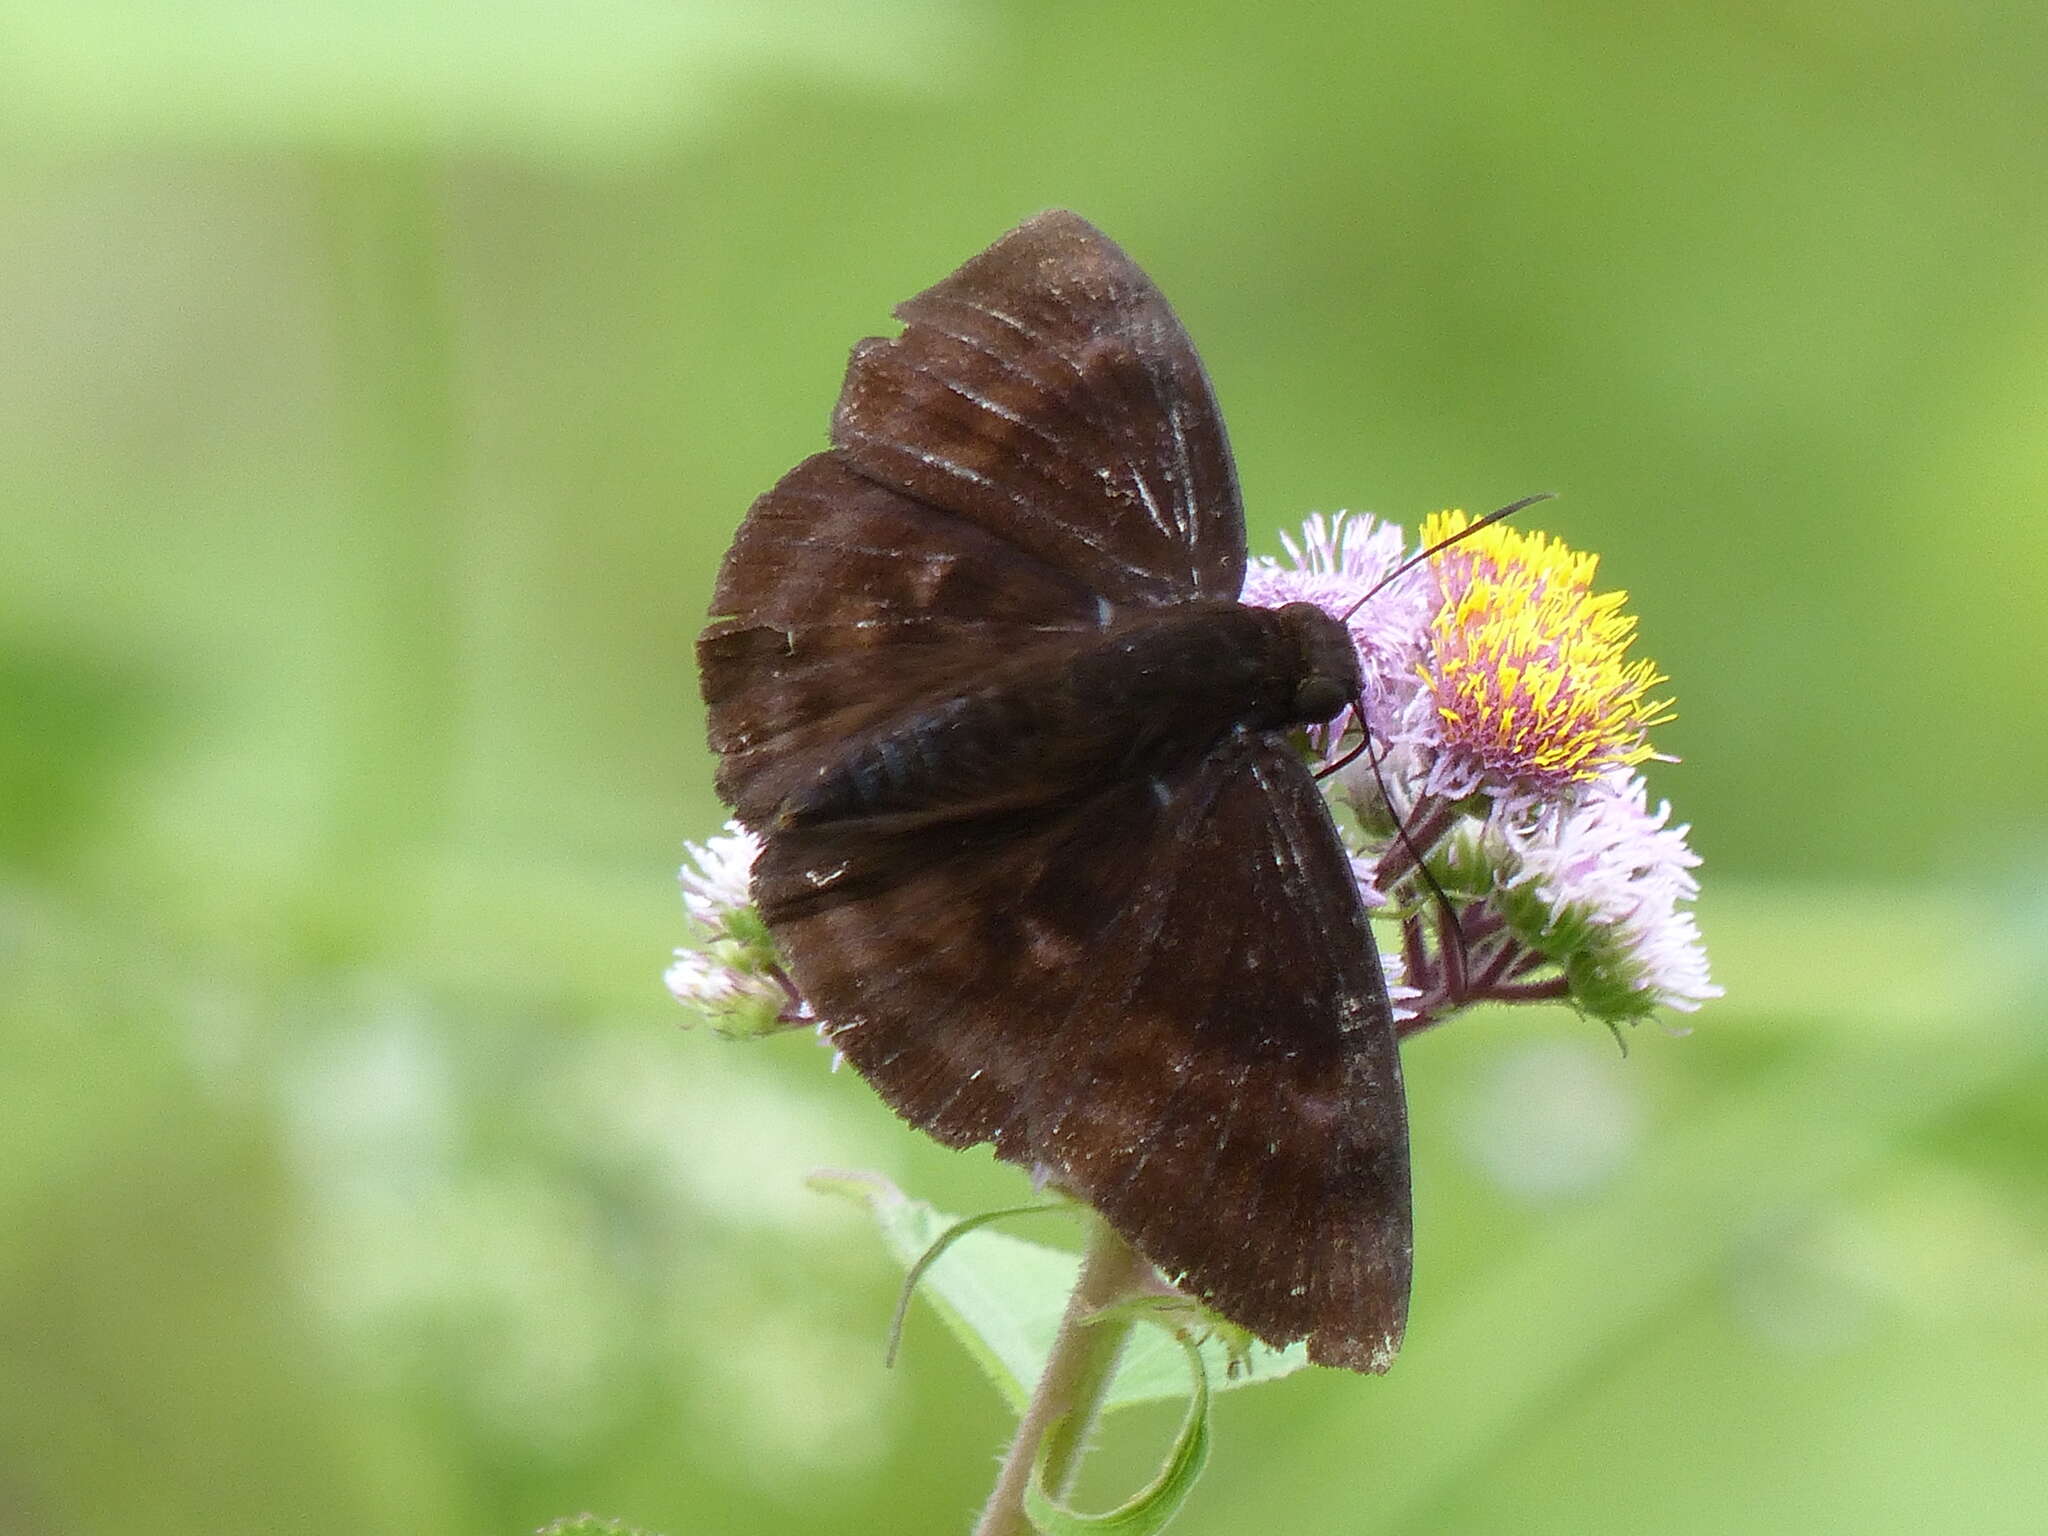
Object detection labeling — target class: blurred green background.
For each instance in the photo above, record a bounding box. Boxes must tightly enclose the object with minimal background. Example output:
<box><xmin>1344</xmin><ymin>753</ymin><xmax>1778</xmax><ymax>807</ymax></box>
<box><xmin>5</xmin><ymin>2</ymin><xmax>2045</xmax><ymax>1533</ymax></box>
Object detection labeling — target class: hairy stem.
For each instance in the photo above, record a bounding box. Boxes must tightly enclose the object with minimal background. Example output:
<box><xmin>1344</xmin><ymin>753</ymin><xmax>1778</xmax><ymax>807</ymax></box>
<box><xmin>973</xmin><ymin>1210</ymin><xmax>1153</xmax><ymax>1536</ymax></box>
<box><xmin>1372</xmin><ymin>796</ymin><xmax>1458</xmax><ymax>888</ymax></box>
<box><xmin>1485</xmin><ymin>975</ymin><xmax>1573</xmax><ymax>1004</ymax></box>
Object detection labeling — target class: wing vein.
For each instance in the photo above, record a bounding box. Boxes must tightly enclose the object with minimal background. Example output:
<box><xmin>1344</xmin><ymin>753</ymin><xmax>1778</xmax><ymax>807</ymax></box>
<box><xmin>838</xmin><ymin>426</ymin><xmax>1146</xmax><ymax>579</ymax></box>
<box><xmin>907</xmin><ymin>304</ymin><xmax>1163</xmax><ymax>531</ymax></box>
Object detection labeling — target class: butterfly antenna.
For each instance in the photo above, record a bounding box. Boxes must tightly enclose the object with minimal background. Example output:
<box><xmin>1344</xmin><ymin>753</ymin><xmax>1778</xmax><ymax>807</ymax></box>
<box><xmin>1340</xmin><ymin>492</ymin><xmax>1555</xmax><ymax>622</ymax></box>
<box><xmin>1361</xmin><ymin>738</ymin><xmax>1470</xmax><ymax>999</ymax></box>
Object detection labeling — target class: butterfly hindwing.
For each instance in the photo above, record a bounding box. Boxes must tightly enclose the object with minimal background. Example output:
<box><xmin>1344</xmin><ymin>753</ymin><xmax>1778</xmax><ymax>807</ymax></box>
<box><xmin>758</xmin><ymin>732</ymin><xmax>1410</xmax><ymax>1370</ymax></box>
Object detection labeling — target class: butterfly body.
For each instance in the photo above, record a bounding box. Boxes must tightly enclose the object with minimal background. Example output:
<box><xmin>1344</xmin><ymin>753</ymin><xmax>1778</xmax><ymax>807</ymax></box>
<box><xmin>768</xmin><ymin>600</ymin><xmax>1360</xmax><ymax>837</ymax></box>
<box><xmin>700</xmin><ymin>212</ymin><xmax>1412</xmax><ymax>1372</ymax></box>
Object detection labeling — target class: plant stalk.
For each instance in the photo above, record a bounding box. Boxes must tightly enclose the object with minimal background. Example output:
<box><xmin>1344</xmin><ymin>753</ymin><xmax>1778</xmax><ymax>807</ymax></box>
<box><xmin>972</xmin><ymin>1209</ymin><xmax>1152</xmax><ymax>1536</ymax></box>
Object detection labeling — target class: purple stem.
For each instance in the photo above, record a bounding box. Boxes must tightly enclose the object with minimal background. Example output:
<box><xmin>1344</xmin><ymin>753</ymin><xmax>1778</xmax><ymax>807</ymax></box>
<box><xmin>1467</xmin><ymin>940</ymin><xmax>1518</xmax><ymax>993</ymax></box>
<box><xmin>1372</xmin><ymin>797</ymin><xmax>1459</xmax><ymax>889</ymax></box>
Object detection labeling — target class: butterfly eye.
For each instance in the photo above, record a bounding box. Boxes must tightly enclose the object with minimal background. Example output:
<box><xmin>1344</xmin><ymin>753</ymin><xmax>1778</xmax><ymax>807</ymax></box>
<box><xmin>1293</xmin><ymin>674</ymin><xmax>1350</xmax><ymax>723</ymax></box>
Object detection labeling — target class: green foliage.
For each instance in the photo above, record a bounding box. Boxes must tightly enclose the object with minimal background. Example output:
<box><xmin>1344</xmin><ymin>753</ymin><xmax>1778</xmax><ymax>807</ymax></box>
<box><xmin>812</xmin><ymin>1172</ymin><xmax>1310</xmax><ymax>1415</ymax></box>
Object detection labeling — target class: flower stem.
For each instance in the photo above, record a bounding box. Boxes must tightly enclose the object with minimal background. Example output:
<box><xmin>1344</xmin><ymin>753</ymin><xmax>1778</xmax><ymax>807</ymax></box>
<box><xmin>1485</xmin><ymin>975</ymin><xmax>1573</xmax><ymax>1004</ymax></box>
<box><xmin>972</xmin><ymin>1209</ymin><xmax>1152</xmax><ymax>1536</ymax></box>
<box><xmin>1372</xmin><ymin>796</ymin><xmax>1458</xmax><ymax>888</ymax></box>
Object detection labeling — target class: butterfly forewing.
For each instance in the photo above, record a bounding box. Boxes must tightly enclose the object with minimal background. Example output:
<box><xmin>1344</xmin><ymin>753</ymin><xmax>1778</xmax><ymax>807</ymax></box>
<box><xmin>703</xmin><ymin>214</ymin><xmax>1245</xmax><ymax>826</ymax></box>
<box><xmin>701</xmin><ymin>454</ymin><xmax>1104</xmax><ymax>824</ymax></box>
<box><xmin>831</xmin><ymin>211</ymin><xmax>1246</xmax><ymax>608</ymax></box>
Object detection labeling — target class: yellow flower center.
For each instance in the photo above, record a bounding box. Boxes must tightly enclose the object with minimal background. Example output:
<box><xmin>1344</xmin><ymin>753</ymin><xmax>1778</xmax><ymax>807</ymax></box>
<box><xmin>1420</xmin><ymin>510</ymin><xmax>1673</xmax><ymax>788</ymax></box>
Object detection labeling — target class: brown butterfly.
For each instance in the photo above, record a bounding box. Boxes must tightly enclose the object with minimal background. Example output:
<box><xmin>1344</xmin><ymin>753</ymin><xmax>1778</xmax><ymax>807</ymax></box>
<box><xmin>697</xmin><ymin>211</ymin><xmax>1409</xmax><ymax>1372</ymax></box>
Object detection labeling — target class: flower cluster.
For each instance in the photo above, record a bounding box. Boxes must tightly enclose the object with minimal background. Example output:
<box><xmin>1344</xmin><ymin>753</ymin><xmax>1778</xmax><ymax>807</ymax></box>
<box><xmin>1243</xmin><ymin>508</ymin><xmax>1716</xmax><ymax>1029</ymax></box>
<box><xmin>669</xmin><ymin>510</ymin><xmax>1716</xmax><ymax>1038</ymax></box>
<box><xmin>663</xmin><ymin>822</ymin><xmax>810</xmax><ymax>1039</ymax></box>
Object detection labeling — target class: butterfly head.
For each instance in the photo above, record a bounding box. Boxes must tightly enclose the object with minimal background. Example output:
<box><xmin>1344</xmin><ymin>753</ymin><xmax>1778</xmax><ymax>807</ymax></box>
<box><xmin>1272</xmin><ymin>601</ymin><xmax>1363</xmax><ymax>726</ymax></box>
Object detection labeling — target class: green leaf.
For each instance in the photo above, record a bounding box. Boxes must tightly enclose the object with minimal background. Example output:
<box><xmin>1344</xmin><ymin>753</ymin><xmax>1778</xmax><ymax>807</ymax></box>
<box><xmin>884</xmin><ymin>1198</ymin><xmax>1073</xmax><ymax>1368</ymax></box>
<box><xmin>809</xmin><ymin>1170</ymin><xmax>1311</xmax><ymax>1414</ymax></box>
<box><xmin>534</xmin><ymin>1516</ymin><xmax>662</xmax><ymax>1536</ymax></box>
<box><xmin>1023</xmin><ymin>1329</ymin><xmax>1212</xmax><ymax>1535</ymax></box>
